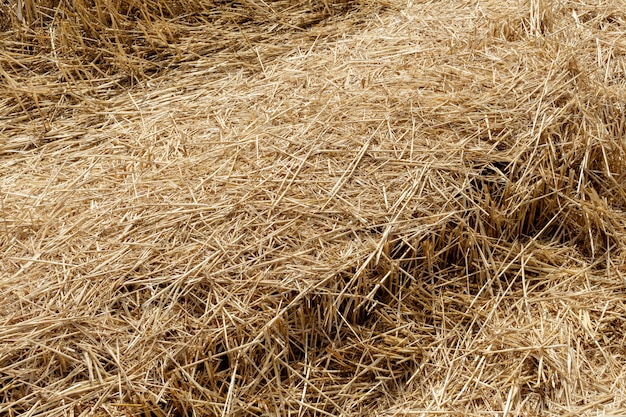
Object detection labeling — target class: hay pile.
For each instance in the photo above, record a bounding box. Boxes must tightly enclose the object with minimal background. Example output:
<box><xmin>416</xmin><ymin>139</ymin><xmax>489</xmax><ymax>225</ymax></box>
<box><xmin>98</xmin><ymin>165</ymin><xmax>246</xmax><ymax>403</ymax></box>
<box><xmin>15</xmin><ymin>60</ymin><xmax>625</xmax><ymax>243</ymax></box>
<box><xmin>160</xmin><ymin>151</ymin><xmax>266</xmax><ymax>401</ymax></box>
<box><xmin>2</xmin><ymin>0</ymin><xmax>626</xmax><ymax>415</ymax></box>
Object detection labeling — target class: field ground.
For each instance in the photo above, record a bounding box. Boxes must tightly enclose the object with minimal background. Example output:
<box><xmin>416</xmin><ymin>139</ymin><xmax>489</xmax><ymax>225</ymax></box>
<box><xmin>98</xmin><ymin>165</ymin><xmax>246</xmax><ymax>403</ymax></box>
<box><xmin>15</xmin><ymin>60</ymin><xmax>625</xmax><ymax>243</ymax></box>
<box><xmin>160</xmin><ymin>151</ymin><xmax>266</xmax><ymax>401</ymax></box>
<box><xmin>1</xmin><ymin>0</ymin><xmax>626</xmax><ymax>415</ymax></box>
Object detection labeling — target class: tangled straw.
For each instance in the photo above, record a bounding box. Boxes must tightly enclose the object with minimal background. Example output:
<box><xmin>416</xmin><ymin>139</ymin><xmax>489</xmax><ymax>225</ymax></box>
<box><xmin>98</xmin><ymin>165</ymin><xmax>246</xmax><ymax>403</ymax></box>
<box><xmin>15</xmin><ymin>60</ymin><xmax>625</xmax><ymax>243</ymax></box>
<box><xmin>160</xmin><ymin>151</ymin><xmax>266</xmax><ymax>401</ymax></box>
<box><xmin>1</xmin><ymin>0</ymin><xmax>626</xmax><ymax>415</ymax></box>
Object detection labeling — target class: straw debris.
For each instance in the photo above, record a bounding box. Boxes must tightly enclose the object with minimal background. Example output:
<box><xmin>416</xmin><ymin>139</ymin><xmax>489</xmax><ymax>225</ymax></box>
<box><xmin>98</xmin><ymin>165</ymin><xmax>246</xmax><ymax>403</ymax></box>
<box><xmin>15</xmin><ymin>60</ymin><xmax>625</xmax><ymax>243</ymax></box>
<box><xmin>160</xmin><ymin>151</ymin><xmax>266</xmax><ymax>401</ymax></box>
<box><xmin>1</xmin><ymin>0</ymin><xmax>626</xmax><ymax>416</ymax></box>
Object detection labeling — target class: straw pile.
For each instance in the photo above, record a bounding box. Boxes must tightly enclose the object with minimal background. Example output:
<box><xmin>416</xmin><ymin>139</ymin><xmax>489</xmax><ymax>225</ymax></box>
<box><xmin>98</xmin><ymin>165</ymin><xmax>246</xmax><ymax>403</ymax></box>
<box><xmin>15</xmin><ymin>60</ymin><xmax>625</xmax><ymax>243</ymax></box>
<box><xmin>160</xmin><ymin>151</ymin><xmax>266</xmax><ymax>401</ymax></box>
<box><xmin>1</xmin><ymin>0</ymin><xmax>626</xmax><ymax>415</ymax></box>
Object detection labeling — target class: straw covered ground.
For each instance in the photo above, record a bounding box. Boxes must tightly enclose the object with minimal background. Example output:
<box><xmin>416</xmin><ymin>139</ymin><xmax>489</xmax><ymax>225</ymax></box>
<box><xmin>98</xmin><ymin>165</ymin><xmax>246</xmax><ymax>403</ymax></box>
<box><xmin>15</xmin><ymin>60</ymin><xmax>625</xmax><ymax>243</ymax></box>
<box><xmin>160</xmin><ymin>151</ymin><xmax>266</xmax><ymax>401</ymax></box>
<box><xmin>1</xmin><ymin>0</ymin><xmax>626</xmax><ymax>415</ymax></box>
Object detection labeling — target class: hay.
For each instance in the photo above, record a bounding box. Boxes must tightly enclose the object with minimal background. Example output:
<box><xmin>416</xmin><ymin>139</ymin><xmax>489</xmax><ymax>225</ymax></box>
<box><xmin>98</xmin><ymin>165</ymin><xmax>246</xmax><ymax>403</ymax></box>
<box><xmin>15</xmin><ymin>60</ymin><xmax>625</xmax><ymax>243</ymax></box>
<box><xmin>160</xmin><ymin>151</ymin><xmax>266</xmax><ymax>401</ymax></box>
<box><xmin>1</xmin><ymin>0</ymin><xmax>626</xmax><ymax>415</ymax></box>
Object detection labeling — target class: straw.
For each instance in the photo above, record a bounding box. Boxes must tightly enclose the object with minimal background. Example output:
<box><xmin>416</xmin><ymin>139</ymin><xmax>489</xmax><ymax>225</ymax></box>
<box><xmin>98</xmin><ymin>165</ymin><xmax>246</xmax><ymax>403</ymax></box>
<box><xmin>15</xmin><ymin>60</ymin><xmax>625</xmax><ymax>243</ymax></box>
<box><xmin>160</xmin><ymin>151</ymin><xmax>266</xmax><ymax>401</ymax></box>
<box><xmin>1</xmin><ymin>0</ymin><xmax>626</xmax><ymax>415</ymax></box>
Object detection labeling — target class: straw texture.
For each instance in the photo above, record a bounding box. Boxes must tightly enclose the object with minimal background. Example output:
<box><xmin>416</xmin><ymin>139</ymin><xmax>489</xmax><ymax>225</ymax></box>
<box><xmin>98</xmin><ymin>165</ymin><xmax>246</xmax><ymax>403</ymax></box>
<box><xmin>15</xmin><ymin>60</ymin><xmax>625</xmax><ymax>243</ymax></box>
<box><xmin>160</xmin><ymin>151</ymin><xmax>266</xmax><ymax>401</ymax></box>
<box><xmin>1</xmin><ymin>0</ymin><xmax>626</xmax><ymax>416</ymax></box>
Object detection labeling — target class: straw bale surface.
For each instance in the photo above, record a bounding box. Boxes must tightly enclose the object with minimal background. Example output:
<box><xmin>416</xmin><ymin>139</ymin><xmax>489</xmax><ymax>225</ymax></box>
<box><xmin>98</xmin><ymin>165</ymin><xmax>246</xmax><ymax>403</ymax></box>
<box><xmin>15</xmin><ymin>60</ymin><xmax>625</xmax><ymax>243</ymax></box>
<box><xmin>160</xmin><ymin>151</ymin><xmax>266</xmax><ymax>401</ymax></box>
<box><xmin>1</xmin><ymin>0</ymin><xmax>626</xmax><ymax>415</ymax></box>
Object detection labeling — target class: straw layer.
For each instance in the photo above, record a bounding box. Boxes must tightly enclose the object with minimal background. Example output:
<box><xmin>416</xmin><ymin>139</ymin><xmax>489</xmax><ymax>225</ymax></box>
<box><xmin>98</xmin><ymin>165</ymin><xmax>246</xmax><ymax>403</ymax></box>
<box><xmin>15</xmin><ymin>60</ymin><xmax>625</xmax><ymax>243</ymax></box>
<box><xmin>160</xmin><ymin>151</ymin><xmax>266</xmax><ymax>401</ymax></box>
<box><xmin>1</xmin><ymin>0</ymin><xmax>626</xmax><ymax>415</ymax></box>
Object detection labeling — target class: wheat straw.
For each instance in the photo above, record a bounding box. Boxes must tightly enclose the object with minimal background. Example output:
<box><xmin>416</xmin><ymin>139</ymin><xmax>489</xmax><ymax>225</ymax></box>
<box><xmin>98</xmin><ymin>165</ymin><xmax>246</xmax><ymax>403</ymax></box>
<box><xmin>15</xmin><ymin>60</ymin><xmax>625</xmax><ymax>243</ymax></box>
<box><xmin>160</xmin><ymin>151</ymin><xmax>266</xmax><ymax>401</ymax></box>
<box><xmin>2</xmin><ymin>0</ymin><xmax>626</xmax><ymax>415</ymax></box>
